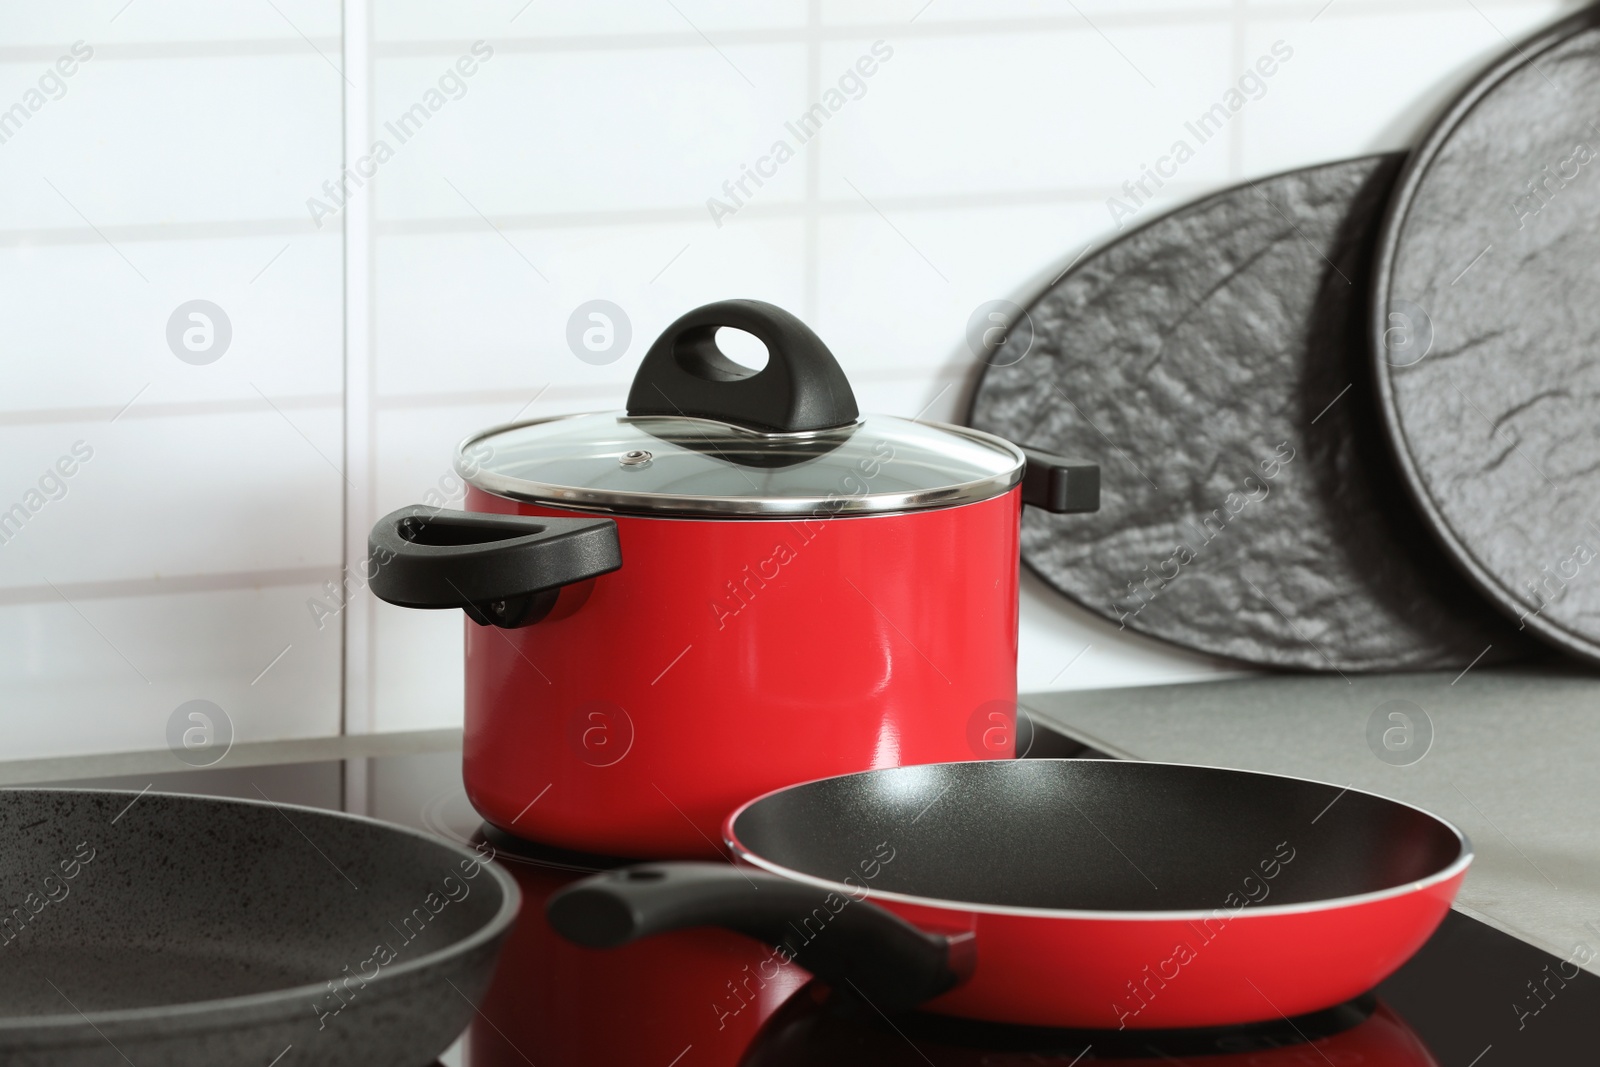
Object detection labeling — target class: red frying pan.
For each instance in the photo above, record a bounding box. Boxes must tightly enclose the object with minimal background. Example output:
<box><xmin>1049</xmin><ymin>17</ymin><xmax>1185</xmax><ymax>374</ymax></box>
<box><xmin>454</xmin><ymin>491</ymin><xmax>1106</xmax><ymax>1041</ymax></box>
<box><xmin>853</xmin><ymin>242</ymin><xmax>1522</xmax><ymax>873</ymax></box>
<box><xmin>547</xmin><ymin>760</ymin><xmax>1469</xmax><ymax>1030</ymax></box>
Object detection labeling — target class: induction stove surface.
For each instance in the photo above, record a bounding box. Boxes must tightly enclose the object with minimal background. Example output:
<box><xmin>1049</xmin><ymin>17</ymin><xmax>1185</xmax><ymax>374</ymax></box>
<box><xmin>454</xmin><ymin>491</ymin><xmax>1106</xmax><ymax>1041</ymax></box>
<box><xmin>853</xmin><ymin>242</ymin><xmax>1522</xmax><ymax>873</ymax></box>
<box><xmin>53</xmin><ymin>730</ymin><xmax>1598</xmax><ymax>1066</ymax></box>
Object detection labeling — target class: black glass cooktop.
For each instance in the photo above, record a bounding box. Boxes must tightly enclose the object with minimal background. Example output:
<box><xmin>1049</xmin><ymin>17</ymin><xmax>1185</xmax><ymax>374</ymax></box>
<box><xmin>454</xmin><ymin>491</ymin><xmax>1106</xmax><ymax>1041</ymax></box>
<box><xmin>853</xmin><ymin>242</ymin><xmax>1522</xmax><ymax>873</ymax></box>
<box><xmin>56</xmin><ymin>726</ymin><xmax>1598</xmax><ymax>1066</ymax></box>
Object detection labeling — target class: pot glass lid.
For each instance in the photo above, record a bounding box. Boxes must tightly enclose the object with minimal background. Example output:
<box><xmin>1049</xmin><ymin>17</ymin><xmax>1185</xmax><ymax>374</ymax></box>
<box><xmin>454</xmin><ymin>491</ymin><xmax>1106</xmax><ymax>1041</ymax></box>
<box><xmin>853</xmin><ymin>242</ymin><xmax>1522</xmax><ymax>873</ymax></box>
<box><xmin>458</xmin><ymin>412</ymin><xmax>1024</xmax><ymax>517</ymax></box>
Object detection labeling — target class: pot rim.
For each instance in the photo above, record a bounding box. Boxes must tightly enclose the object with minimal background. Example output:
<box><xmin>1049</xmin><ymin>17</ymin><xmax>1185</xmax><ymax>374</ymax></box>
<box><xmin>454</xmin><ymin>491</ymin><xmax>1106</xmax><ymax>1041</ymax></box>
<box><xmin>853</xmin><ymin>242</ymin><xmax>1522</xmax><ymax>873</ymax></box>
<box><xmin>455</xmin><ymin>413</ymin><xmax>1027</xmax><ymax>518</ymax></box>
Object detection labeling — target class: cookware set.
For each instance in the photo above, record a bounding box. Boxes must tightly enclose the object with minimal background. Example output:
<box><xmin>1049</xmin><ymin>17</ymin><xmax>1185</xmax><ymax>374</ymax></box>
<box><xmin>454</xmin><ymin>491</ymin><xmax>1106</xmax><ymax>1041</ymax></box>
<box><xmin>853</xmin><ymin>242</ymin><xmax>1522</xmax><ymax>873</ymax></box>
<box><xmin>31</xmin><ymin>4</ymin><xmax>1600</xmax><ymax>1056</ymax></box>
<box><xmin>358</xmin><ymin>288</ymin><xmax>1483</xmax><ymax>1034</ymax></box>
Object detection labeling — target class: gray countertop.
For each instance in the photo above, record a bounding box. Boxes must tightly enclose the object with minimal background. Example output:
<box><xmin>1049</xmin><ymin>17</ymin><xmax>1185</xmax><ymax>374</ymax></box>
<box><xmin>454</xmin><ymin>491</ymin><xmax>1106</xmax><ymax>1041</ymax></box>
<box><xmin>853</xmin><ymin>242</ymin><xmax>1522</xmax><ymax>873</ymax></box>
<box><xmin>1022</xmin><ymin>665</ymin><xmax>1600</xmax><ymax>975</ymax></box>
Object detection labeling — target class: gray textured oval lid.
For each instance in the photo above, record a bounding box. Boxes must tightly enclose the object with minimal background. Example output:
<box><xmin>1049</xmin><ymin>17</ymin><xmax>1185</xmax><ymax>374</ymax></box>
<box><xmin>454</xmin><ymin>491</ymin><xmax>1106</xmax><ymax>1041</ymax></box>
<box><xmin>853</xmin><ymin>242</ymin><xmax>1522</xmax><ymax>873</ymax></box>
<box><xmin>459</xmin><ymin>412</ymin><xmax>1023</xmax><ymax>517</ymax></box>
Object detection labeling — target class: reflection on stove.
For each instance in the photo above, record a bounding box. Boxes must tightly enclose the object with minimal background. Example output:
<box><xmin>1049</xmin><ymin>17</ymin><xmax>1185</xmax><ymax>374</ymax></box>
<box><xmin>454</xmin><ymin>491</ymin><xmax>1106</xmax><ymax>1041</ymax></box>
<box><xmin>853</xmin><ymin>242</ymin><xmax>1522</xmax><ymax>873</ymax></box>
<box><xmin>738</xmin><ymin>988</ymin><xmax>1435</xmax><ymax>1066</ymax></box>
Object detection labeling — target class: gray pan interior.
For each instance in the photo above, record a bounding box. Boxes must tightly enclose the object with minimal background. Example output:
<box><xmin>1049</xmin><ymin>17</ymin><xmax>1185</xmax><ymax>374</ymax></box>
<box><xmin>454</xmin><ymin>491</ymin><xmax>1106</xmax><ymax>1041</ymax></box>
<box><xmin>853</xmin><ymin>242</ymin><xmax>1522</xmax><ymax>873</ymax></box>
<box><xmin>0</xmin><ymin>789</ymin><xmax>518</xmax><ymax>1067</ymax></box>
<box><xmin>732</xmin><ymin>760</ymin><xmax>1466</xmax><ymax>912</ymax></box>
<box><xmin>970</xmin><ymin>156</ymin><xmax>1531</xmax><ymax>671</ymax></box>
<box><xmin>1372</xmin><ymin>4</ymin><xmax>1600</xmax><ymax>666</ymax></box>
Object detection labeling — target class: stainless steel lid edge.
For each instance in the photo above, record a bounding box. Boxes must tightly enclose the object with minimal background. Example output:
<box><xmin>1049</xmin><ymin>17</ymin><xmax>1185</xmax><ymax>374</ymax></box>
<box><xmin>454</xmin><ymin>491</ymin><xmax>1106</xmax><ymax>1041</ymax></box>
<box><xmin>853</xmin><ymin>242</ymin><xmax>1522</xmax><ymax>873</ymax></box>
<box><xmin>455</xmin><ymin>413</ymin><xmax>1026</xmax><ymax>518</ymax></box>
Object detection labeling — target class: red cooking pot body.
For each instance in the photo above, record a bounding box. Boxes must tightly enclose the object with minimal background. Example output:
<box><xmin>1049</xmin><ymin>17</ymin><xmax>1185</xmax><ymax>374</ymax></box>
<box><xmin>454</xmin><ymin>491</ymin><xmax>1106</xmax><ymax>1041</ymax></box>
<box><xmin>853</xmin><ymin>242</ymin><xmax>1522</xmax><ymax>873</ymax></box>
<box><xmin>369</xmin><ymin>301</ymin><xmax>1098</xmax><ymax>858</ymax></box>
<box><xmin>544</xmin><ymin>760</ymin><xmax>1472</xmax><ymax>1031</ymax></box>
<box><xmin>459</xmin><ymin>486</ymin><xmax>1021</xmax><ymax>857</ymax></box>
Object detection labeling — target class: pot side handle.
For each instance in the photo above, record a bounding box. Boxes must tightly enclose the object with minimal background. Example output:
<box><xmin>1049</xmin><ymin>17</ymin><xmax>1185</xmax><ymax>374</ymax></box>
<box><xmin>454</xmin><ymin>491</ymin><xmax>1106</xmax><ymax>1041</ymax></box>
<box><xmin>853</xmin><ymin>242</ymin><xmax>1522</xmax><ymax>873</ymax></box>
<box><xmin>1019</xmin><ymin>446</ymin><xmax>1100</xmax><ymax>514</ymax></box>
<box><xmin>367</xmin><ymin>505</ymin><xmax>621</xmax><ymax>628</ymax></box>
<box><xmin>546</xmin><ymin>862</ymin><xmax>974</xmax><ymax>1011</ymax></box>
<box><xmin>625</xmin><ymin>299</ymin><xmax>860</xmax><ymax>433</ymax></box>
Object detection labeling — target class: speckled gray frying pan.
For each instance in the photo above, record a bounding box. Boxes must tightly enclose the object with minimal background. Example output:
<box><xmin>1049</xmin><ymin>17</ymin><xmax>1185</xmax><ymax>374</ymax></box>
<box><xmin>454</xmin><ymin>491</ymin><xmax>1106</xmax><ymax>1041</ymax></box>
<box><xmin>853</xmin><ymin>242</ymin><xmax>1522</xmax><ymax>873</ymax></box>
<box><xmin>0</xmin><ymin>789</ymin><xmax>518</xmax><ymax>1067</ymax></box>
<box><xmin>970</xmin><ymin>156</ymin><xmax>1532</xmax><ymax>671</ymax></box>
<box><xmin>1372</xmin><ymin>5</ymin><xmax>1600</xmax><ymax>667</ymax></box>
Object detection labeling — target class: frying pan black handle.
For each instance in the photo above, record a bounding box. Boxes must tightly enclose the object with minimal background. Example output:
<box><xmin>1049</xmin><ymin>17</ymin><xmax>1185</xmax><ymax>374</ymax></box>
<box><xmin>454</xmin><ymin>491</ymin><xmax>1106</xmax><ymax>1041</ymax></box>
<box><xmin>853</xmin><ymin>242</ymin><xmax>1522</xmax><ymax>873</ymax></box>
<box><xmin>625</xmin><ymin>300</ymin><xmax>861</xmax><ymax>433</ymax></box>
<box><xmin>546</xmin><ymin>863</ymin><xmax>974</xmax><ymax>1011</ymax></box>
<box><xmin>1020</xmin><ymin>446</ymin><xmax>1100</xmax><ymax>513</ymax></box>
<box><xmin>367</xmin><ymin>506</ymin><xmax>621</xmax><ymax>629</ymax></box>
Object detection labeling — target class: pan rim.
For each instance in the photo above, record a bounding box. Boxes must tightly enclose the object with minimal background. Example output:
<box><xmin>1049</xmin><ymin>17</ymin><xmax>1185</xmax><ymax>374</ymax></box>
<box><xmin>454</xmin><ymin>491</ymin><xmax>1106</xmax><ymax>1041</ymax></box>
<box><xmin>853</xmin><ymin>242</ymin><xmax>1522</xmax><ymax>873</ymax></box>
<box><xmin>0</xmin><ymin>787</ymin><xmax>521</xmax><ymax>1037</ymax></box>
<box><xmin>723</xmin><ymin>758</ymin><xmax>1473</xmax><ymax>922</ymax></box>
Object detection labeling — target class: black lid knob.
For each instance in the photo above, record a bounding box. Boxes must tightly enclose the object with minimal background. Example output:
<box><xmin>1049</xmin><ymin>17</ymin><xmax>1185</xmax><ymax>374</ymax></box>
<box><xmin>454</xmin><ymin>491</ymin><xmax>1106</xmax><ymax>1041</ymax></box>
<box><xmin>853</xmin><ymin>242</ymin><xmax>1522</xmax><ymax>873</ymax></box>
<box><xmin>626</xmin><ymin>299</ymin><xmax>860</xmax><ymax>434</ymax></box>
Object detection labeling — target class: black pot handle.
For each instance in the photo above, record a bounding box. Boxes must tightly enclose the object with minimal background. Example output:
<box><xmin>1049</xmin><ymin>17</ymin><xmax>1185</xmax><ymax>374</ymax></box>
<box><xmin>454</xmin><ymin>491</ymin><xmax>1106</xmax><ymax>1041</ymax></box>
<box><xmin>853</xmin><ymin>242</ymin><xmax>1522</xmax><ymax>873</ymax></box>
<box><xmin>1020</xmin><ymin>447</ymin><xmax>1100</xmax><ymax>514</ymax></box>
<box><xmin>626</xmin><ymin>300</ymin><xmax>860</xmax><ymax>433</ymax></box>
<box><xmin>368</xmin><ymin>506</ymin><xmax>621</xmax><ymax>628</ymax></box>
<box><xmin>546</xmin><ymin>863</ymin><xmax>974</xmax><ymax>1011</ymax></box>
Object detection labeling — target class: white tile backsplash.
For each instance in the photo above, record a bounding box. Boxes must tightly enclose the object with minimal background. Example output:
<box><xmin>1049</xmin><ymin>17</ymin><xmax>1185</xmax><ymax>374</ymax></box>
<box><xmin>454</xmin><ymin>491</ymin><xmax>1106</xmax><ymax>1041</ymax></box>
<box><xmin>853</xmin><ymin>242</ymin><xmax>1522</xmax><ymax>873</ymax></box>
<box><xmin>814</xmin><ymin>199</ymin><xmax>1137</xmax><ymax>380</ymax></box>
<box><xmin>0</xmin><ymin>582</ymin><xmax>341</xmax><ymax>760</ymax></box>
<box><xmin>0</xmin><ymin>54</ymin><xmax>340</xmax><ymax>230</ymax></box>
<box><xmin>372</xmin><ymin>402</ymin><xmax>528</xmax><ymax>515</ymax></box>
<box><xmin>820</xmin><ymin>1</ymin><xmax>1232</xmax><ymax>23</ymax></box>
<box><xmin>1</xmin><ymin>0</ymin><xmax>1580</xmax><ymax>755</ymax></box>
<box><xmin>373</xmin><ymin>0</ymin><xmax>810</xmax><ymax>42</ymax></box>
<box><xmin>0</xmin><ymin>1</ymin><xmax>339</xmax><ymax>47</ymax></box>
<box><xmin>370</xmin><ymin>44</ymin><xmax>811</xmax><ymax>221</ymax></box>
<box><xmin>814</xmin><ymin>27</ymin><xmax>1236</xmax><ymax>201</ymax></box>
<box><xmin>371</xmin><ymin>219</ymin><xmax>807</xmax><ymax>398</ymax></box>
<box><xmin>1239</xmin><ymin>4</ymin><xmax>1566</xmax><ymax>174</ymax></box>
<box><xmin>0</xmin><ymin>410</ymin><xmax>342</xmax><ymax>589</ymax></box>
<box><xmin>0</xmin><ymin>234</ymin><xmax>342</xmax><ymax>413</ymax></box>
<box><xmin>369</xmin><ymin>600</ymin><xmax>465</xmax><ymax>734</ymax></box>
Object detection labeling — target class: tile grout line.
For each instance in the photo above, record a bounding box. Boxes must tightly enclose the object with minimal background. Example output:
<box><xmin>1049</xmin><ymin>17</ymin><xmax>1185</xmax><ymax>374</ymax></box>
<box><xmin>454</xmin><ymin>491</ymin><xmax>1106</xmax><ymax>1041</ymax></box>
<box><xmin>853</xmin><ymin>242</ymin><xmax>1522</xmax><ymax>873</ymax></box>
<box><xmin>0</xmin><ymin>0</ymin><xmax>1546</xmax><ymax>85</ymax></box>
<box><xmin>0</xmin><ymin>0</ymin><xmax>1544</xmax><ymax>66</ymax></box>
<box><xmin>1229</xmin><ymin>0</ymin><xmax>1248</xmax><ymax>181</ymax></box>
<box><xmin>339</xmin><ymin>0</ymin><xmax>357</xmax><ymax>747</ymax></box>
<box><xmin>0</xmin><ymin>567</ymin><xmax>341</xmax><ymax>608</ymax></box>
<box><xmin>361</xmin><ymin>0</ymin><xmax>381</xmax><ymax>749</ymax></box>
<box><xmin>803</xmin><ymin>0</ymin><xmax>823</xmax><ymax>324</ymax></box>
<box><xmin>0</xmin><ymin>184</ymin><xmax>1227</xmax><ymax>251</ymax></box>
<box><xmin>0</xmin><ymin>366</ymin><xmax>970</xmax><ymax>429</ymax></box>
<box><xmin>355</xmin><ymin>0</ymin><xmax>1556</xmax><ymax>56</ymax></box>
<box><xmin>337</xmin><ymin>0</ymin><xmax>378</xmax><ymax>748</ymax></box>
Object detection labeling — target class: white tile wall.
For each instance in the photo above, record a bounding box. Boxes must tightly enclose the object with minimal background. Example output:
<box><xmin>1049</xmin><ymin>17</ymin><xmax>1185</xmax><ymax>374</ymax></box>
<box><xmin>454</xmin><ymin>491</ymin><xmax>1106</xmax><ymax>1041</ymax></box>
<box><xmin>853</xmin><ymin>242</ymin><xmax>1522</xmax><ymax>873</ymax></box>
<box><xmin>0</xmin><ymin>3</ymin><xmax>343</xmax><ymax>760</ymax></box>
<box><xmin>370</xmin><ymin>221</ymin><xmax>808</xmax><ymax>398</ymax></box>
<box><xmin>813</xmin><ymin>28</ymin><xmax>1238</xmax><ymax>199</ymax></box>
<box><xmin>1240</xmin><ymin>4</ymin><xmax>1562</xmax><ymax>174</ymax></box>
<box><xmin>0</xmin><ymin>0</ymin><xmax>1582</xmax><ymax>757</ymax></box>
<box><xmin>0</xmin><ymin>235</ymin><xmax>342</xmax><ymax>411</ymax></box>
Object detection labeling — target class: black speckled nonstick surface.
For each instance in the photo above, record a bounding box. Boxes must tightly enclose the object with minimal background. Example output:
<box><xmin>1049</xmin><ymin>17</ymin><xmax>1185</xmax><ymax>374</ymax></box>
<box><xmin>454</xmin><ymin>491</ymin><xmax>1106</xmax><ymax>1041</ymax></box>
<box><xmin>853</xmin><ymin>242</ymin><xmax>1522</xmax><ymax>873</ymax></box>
<box><xmin>1372</xmin><ymin>4</ymin><xmax>1600</xmax><ymax>667</ymax></box>
<box><xmin>971</xmin><ymin>156</ymin><xmax>1529</xmax><ymax>671</ymax></box>
<box><xmin>732</xmin><ymin>760</ymin><xmax>1462</xmax><ymax>911</ymax></box>
<box><xmin>0</xmin><ymin>789</ymin><xmax>517</xmax><ymax>1067</ymax></box>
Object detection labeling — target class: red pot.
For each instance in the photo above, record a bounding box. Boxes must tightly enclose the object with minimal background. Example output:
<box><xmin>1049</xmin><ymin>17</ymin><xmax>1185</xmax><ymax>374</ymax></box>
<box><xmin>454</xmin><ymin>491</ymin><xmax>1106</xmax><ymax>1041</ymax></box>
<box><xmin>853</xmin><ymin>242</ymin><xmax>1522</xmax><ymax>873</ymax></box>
<box><xmin>370</xmin><ymin>301</ymin><xmax>1097</xmax><ymax>858</ymax></box>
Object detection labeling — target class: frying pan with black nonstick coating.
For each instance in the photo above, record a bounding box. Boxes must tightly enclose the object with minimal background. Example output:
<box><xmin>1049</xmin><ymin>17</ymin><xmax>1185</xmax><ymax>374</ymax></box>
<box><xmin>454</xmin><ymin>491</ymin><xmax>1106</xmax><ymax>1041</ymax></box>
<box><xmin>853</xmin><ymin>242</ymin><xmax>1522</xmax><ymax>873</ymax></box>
<box><xmin>547</xmin><ymin>760</ymin><xmax>1469</xmax><ymax>1030</ymax></box>
<box><xmin>0</xmin><ymin>789</ymin><xmax>519</xmax><ymax>1067</ymax></box>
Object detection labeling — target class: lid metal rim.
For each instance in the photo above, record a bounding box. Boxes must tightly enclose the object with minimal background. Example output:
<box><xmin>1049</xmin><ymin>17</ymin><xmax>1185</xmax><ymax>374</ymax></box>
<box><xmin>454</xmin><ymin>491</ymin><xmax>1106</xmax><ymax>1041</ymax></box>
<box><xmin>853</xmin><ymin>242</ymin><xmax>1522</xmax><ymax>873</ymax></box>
<box><xmin>454</xmin><ymin>413</ymin><xmax>1026</xmax><ymax>518</ymax></box>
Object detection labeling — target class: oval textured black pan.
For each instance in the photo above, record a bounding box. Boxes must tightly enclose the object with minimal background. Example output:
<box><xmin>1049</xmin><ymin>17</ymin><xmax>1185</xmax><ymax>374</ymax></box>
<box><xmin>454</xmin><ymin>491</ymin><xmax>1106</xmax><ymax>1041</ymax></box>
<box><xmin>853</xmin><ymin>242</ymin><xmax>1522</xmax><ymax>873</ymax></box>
<box><xmin>0</xmin><ymin>789</ymin><xmax>518</xmax><ymax>1067</ymax></box>
<box><xmin>970</xmin><ymin>156</ymin><xmax>1532</xmax><ymax>672</ymax></box>
<box><xmin>1372</xmin><ymin>5</ymin><xmax>1600</xmax><ymax>667</ymax></box>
